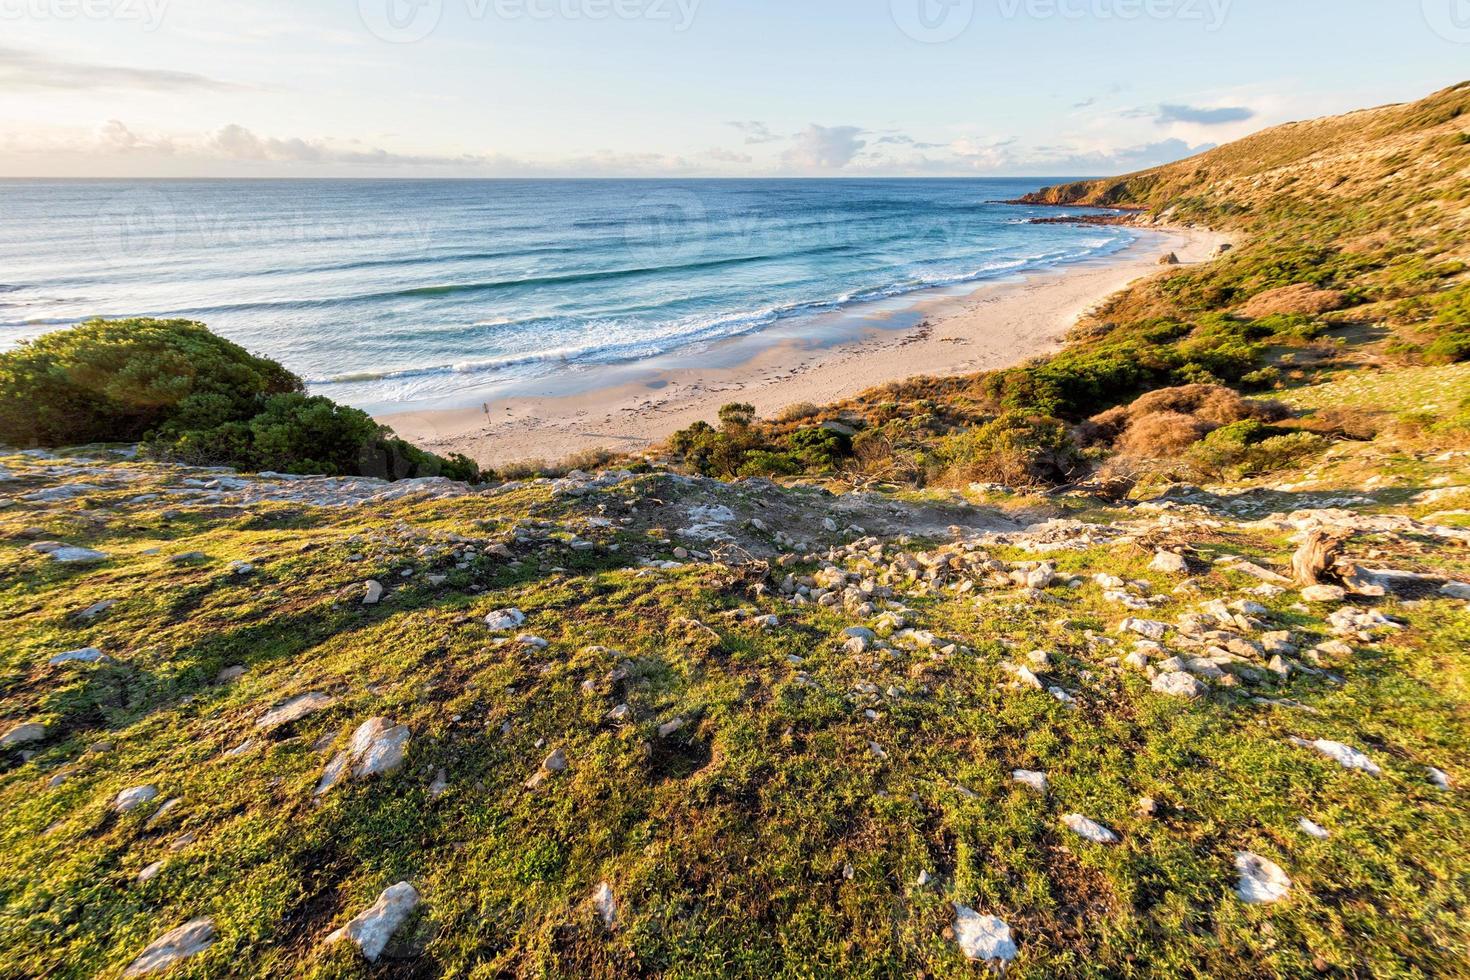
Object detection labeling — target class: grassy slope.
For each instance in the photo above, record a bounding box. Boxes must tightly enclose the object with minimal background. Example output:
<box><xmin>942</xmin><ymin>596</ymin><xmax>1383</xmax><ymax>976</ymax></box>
<box><xmin>2</xmin><ymin>86</ymin><xmax>1469</xmax><ymax>978</ymax></box>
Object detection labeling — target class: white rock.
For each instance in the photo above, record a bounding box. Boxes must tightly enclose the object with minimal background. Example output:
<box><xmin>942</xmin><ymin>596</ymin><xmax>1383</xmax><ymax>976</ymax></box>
<box><xmin>1308</xmin><ymin>739</ymin><xmax>1382</xmax><ymax>775</ymax></box>
<box><xmin>1429</xmin><ymin>767</ymin><xmax>1452</xmax><ymax>790</ymax></box>
<box><xmin>1298</xmin><ymin>818</ymin><xmax>1330</xmax><ymax>839</ymax></box>
<box><xmin>362</xmin><ymin>580</ymin><xmax>384</xmax><ymax>605</ymax></box>
<box><xmin>1012</xmin><ymin>770</ymin><xmax>1048</xmax><ymax>794</ymax></box>
<box><xmin>256</xmin><ymin>692</ymin><xmax>335</xmax><ymax>731</ymax></box>
<box><xmin>953</xmin><ymin>905</ymin><xmax>1018</xmax><ymax>964</ymax></box>
<box><xmin>1441</xmin><ymin>582</ymin><xmax>1470</xmax><ymax>600</ymax></box>
<box><xmin>351</xmin><ymin>719</ymin><xmax>411</xmax><ymax>779</ymax></box>
<box><xmin>115</xmin><ymin>784</ymin><xmax>159</xmax><ymax>813</ymax></box>
<box><xmin>137</xmin><ymin>860</ymin><xmax>165</xmax><ymax>884</ymax></box>
<box><xmin>592</xmin><ymin>881</ymin><xmax>619</xmax><ymax>929</ymax></box>
<box><xmin>50</xmin><ymin>547</ymin><xmax>108</xmax><ymax>564</ymax></box>
<box><xmin>50</xmin><ymin>647</ymin><xmax>106</xmax><ymax>666</ymax></box>
<box><xmin>485</xmin><ymin>608</ymin><xmax>526</xmax><ymax>631</ymax></box>
<box><xmin>326</xmin><ymin>882</ymin><xmax>420</xmax><ymax>962</ymax></box>
<box><xmin>124</xmin><ymin>918</ymin><xmax>217</xmax><ymax>976</ymax></box>
<box><xmin>1234</xmin><ymin>852</ymin><xmax>1291</xmax><ymax>904</ymax></box>
<box><xmin>1301</xmin><ymin>585</ymin><xmax>1347</xmax><ymax>603</ymax></box>
<box><xmin>1062</xmin><ymin>813</ymin><xmax>1119</xmax><ymax>844</ymax></box>
<box><xmin>1150</xmin><ymin>551</ymin><xmax>1190</xmax><ymax>575</ymax></box>
<box><xmin>657</xmin><ymin>718</ymin><xmax>686</xmax><ymax>738</ymax></box>
<box><xmin>1152</xmin><ymin>672</ymin><xmax>1206</xmax><ymax>699</ymax></box>
<box><xmin>1121</xmin><ymin>618</ymin><xmax>1170</xmax><ymax>641</ymax></box>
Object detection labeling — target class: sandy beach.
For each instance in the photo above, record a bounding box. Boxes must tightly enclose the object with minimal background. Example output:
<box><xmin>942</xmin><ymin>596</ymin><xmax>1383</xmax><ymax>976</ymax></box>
<box><xmin>381</xmin><ymin>225</ymin><xmax>1227</xmax><ymax>467</ymax></box>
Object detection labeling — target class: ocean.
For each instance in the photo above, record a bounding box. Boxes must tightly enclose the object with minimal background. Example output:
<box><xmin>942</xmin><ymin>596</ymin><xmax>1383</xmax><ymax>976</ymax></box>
<box><xmin>0</xmin><ymin>179</ymin><xmax>1135</xmax><ymax>413</ymax></box>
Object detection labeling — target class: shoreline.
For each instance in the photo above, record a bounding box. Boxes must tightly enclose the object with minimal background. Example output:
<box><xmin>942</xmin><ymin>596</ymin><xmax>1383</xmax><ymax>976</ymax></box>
<box><xmin>381</xmin><ymin>225</ymin><xmax>1228</xmax><ymax>468</ymax></box>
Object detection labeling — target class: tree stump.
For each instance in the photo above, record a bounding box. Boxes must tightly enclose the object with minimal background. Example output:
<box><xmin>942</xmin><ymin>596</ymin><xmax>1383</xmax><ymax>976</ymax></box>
<box><xmin>1292</xmin><ymin>530</ymin><xmax>1350</xmax><ymax>586</ymax></box>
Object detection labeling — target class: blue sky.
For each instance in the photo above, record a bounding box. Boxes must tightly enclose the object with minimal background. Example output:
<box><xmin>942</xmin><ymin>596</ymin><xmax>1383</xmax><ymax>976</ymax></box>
<box><xmin>0</xmin><ymin>0</ymin><xmax>1466</xmax><ymax>177</ymax></box>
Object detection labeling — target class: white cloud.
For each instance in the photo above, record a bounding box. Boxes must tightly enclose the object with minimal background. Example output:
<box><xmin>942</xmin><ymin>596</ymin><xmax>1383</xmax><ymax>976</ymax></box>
<box><xmin>782</xmin><ymin>125</ymin><xmax>867</xmax><ymax>171</ymax></box>
<box><xmin>0</xmin><ymin>46</ymin><xmax>239</xmax><ymax>92</ymax></box>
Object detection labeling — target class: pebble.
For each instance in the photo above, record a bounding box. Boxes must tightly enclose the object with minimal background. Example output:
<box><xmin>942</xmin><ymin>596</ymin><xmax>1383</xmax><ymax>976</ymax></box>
<box><xmin>1150</xmin><ymin>551</ymin><xmax>1190</xmax><ymax>575</ymax></box>
<box><xmin>362</xmin><ymin>581</ymin><xmax>384</xmax><ymax>605</ymax></box>
<box><xmin>1301</xmin><ymin>738</ymin><xmax>1382</xmax><ymax>775</ymax></box>
<box><xmin>1302</xmin><ymin>585</ymin><xmax>1347</xmax><ymax>603</ymax></box>
<box><xmin>1429</xmin><ymin>767</ymin><xmax>1452</xmax><ymax>790</ymax></box>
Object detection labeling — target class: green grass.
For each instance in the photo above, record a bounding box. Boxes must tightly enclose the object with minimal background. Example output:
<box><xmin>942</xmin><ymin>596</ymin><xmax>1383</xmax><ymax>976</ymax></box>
<box><xmin>1</xmin><ymin>450</ymin><xmax>1467</xmax><ymax>976</ymax></box>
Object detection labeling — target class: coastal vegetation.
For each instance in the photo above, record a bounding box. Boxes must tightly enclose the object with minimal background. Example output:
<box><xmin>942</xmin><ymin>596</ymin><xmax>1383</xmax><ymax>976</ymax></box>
<box><xmin>0</xmin><ymin>84</ymin><xmax>1466</xmax><ymax>977</ymax></box>
<box><xmin>0</xmin><ymin>319</ymin><xmax>482</xmax><ymax>484</ymax></box>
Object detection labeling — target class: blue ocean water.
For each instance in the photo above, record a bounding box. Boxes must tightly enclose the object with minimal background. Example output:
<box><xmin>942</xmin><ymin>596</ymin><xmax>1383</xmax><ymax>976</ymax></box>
<box><xmin>0</xmin><ymin>179</ymin><xmax>1133</xmax><ymax>412</ymax></box>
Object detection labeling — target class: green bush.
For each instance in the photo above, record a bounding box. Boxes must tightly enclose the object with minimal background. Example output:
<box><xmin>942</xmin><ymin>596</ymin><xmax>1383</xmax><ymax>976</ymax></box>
<box><xmin>1187</xmin><ymin>421</ymin><xmax>1326</xmax><ymax>478</ymax></box>
<box><xmin>0</xmin><ymin>319</ymin><xmax>481</xmax><ymax>483</ymax></box>
<box><xmin>0</xmin><ymin>318</ymin><xmax>299</xmax><ymax>447</ymax></box>
<box><xmin>934</xmin><ymin>413</ymin><xmax>1082</xmax><ymax>487</ymax></box>
<box><xmin>1424</xmin><ymin>332</ymin><xmax>1470</xmax><ymax>364</ymax></box>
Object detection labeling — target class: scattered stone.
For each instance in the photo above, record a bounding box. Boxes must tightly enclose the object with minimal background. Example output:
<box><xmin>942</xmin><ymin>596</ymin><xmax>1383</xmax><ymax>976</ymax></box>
<box><xmin>592</xmin><ymin>881</ymin><xmax>619</xmax><ymax>930</ymax></box>
<box><xmin>1234</xmin><ymin>852</ymin><xmax>1291</xmax><ymax>904</ymax></box>
<box><xmin>1301</xmin><ymin>585</ymin><xmax>1347</xmax><ymax>603</ymax></box>
<box><xmin>1429</xmin><ymin>767</ymin><xmax>1452</xmax><ymax>790</ymax></box>
<box><xmin>485</xmin><ymin>608</ymin><xmax>526</xmax><ymax>631</ymax></box>
<box><xmin>316</xmin><ymin>718</ymin><xmax>412</xmax><ymax>796</ymax></box>
<box><xmin>1152</xmin><ymin>672</ymin><xmax>1206</xmax><ymax>699</ymax></box>
<box><xmin>953</xmin><ymin>905</ymin><xmax>1018</xmax><ymax>964</ymax></box>
<box><xmin>138</xmin><ymin>861</ymin><xmax>165</xmax><ymax>884</ymax></box>
<box><xmin>124</xmin><ymin>918</ymin><xmax>217</xmax><ymax>976</ymax></box>
<box><xmin>1121</xmin><ymin>618</ymin><xmax>1170</xmax><ymax>641</ymax></box>
<box><xmin>1299</xmin><ymin>818</ymin><xmax>1330</xmax><ymax>839</ymax></box>
<box><xmin>326</xmin><ymin>882</ymin><xmax>420</xmax><ymax>962</ymax></box>
<box><xmin>215</xmin><ymin>665</ymin><xmax>245</xmax><ymax>684</ymax></box>
<box><xmin>1012</xmin><ymin>770</ymin><xmax>1048</xmax><ymax>794</ymax></box>
<box><xmin>429</xmin><ymin>770</ymin><xmax>449</xmax><ymax>799</ymax></box>
<box><xmin>256</xmin><ymin>692</ymin><xmax>335</xmax><ymax>731</ymax></box>
<box><xmin>41</xmin><ymin>544</ymin><xmax>110</xmax><ymax>565</ymax></box>
<box><xmin>50</xmin><ymin>647</ymin><xmax>106</xmax><ymax>666</ymax></box>
<box><xmin>75</xmin><ymin>599</ymin><xmax>117</xmax><ymax>621</ymax></box>
<box><xmin>362</xmin><ymin>580</ymin><xmax>384</xmax><ymax>605</ymax></box>
<box><xmin>607</xmin><ymin>704</ymin><xmax>631</xmax><ymax>723</ymax></box>
<box><xmin>1137</xmin><ymin>796</ymin><xmax>1159</xmax><ymax>818</ymax></box>
<box><xmin>1442</xmin><ymin>582</ymin><xmax>1470</xmax><ymax>600</ymax></box>
<box><xmin>1</xmin><ymin>722</ymin><xmax>46</xmax><ymax>747</ymax></box>
<box><xmin>657</xmin><ymin>718</ymin><xmax>686</xmax><ymax>738</ymax></box>
<box><xmin>1062</xmin><ymin>813</ymin><xmax>1119</xmax><ymax>844</ymax></box>
<box><xmin>1150</xmin><ymin>551</ymin><xmax>1190</xmax><ymax>575</ymax></box>
<box><xmin>1302</xmin><ymin>738</ymin><xmax>1382</xmax><ymax>775</ymax></box>
<box><xmin>115</xmin><ymin>784</ymin><xmax>159</xmax><ymax>813</ymax></box>
<box><xmin>526</xmin><ymin>747</ymin><xmax>568</xmax><ymax>789</ymax></box>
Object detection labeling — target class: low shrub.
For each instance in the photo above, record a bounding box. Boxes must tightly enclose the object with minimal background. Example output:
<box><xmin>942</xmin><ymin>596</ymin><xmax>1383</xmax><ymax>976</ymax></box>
<box><xmin>934</xmin><ymin>413</ymin><xmax>1082</xmax><ymax>487</ymax></box>
<box><xmin>0</xmin><ymin>319</ymin><xmax>481</xmax><ymax>482</ymax></box>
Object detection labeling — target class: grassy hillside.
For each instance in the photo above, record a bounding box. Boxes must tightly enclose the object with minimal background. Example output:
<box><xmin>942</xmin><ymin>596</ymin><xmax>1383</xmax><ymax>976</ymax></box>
<box><xmin>1</xmin><ymin>85</ymin><xmax>1468</xmax><ymax>978</ymax></box>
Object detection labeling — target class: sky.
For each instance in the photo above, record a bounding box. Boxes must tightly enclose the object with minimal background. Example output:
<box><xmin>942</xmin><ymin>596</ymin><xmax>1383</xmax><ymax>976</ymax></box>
<box><xmin>0</xmin><ymin>0</ymin><xmax>1467</xmax><ymax>178</ymax></box>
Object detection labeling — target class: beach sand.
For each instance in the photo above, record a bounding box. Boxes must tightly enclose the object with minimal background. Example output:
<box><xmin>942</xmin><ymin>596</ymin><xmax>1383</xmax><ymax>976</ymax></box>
<box><xmin>381</xmin><ymin>226</ymin><xmax>1227</xmax><ymax>468</ymax></box>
